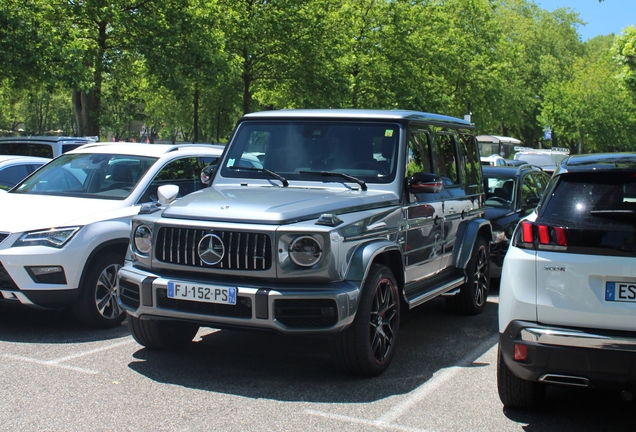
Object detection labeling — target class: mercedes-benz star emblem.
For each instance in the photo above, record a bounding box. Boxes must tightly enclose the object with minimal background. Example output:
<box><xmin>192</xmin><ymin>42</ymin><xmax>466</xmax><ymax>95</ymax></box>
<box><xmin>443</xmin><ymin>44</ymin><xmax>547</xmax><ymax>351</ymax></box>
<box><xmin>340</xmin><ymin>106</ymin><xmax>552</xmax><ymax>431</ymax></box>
<box><xmin>198</xmin><ymin>234</ymin><xmax>225</xmax><ymax>265</ymax></box>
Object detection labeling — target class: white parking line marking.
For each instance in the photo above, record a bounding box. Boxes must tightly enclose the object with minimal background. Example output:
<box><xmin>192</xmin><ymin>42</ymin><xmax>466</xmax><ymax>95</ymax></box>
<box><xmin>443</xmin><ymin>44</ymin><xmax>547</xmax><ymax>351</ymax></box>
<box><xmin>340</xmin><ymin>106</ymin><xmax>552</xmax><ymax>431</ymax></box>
<box><xmin>306</xmin><ymin>334</ymin><xmax>498</xmax><ymax>429</ymax></box>
<box><xmin>1</xmin><ymin>338</ymin><xmax>135</xmax><ymax>375</ymax></box>
<box><xmin>2</xmin><ymin>354</ymin><xmax>100</xmax><ymax>375</ymax></box>
<box><xmin>376</xmin><ymin>334</ymin><xmax>498</xmax><ymax>424</ymax></box>
<box><xmin>305</xmin><ymin>409</ymin><xmax>429</xmax><ymax>432</ymax></box>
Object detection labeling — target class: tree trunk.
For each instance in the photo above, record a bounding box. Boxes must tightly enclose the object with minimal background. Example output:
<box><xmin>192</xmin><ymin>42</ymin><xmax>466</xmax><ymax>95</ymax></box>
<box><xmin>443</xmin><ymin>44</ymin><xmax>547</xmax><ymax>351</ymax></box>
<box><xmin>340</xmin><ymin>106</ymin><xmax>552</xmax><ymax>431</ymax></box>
<box><xmin>193</xmin><ymin>87</ymin><xmax>199</xmax><ymax>143</ymax></box>
<box><xmin>72</xmin><ymin>20</ymin><xmax>106</xmax><ymax>138</ymax></box>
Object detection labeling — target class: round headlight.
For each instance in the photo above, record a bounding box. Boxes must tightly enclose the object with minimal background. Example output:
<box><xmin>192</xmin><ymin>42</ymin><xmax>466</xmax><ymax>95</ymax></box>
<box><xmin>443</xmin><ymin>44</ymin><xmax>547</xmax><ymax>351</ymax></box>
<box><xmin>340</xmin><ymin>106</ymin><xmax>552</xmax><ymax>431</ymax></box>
<box><xmin>133</xmin><ymin>224</ymin><xmax>152</xmax><ymax>255</ymax></box>
<box><xmin>288</xmin><ymin>236</ymin><xmax>322</xmax><ymax>267</ymax></box>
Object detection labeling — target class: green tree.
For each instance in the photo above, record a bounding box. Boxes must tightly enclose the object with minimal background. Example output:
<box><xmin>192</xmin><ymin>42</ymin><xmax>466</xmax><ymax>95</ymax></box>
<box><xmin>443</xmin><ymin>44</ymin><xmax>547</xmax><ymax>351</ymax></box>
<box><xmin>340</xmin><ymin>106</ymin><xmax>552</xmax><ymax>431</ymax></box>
<box><xmin>487</xmin><ymin>0</ymin><xmax>584</xmax><ymax>146</ymax></box>
<box><xmin>613</xmin><ymin>26</ymin><xmax>636</xmax><ymax>99</ymax></box>
<box><xmin>540</xmin><ymin>35</ymin><xmax>636</xmax><ymax>153</ymax></box>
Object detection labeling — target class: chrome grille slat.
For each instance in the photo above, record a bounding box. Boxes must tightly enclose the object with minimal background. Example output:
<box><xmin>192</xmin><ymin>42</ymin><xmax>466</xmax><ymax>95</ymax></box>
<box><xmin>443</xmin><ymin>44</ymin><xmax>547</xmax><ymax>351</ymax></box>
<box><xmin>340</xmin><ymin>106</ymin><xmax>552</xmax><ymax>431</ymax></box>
<box><xmin>155</xmin><ymin>227</ymin><xmax>272</xmax><ymax>271</ymax></box>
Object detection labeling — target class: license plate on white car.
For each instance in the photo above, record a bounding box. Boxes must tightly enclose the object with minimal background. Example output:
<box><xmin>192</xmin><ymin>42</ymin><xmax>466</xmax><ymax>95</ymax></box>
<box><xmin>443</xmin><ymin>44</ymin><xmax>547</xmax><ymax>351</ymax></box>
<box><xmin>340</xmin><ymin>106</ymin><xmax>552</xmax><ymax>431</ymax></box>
<box><xmin>167</xmin><ymin>281</ymin><xmax>237</xmax><ymax>305</ymax></box>
<box><xmin>605</xmin><ymin>282</ymin><xmax>636</xmax><ymax>303</ymax></box>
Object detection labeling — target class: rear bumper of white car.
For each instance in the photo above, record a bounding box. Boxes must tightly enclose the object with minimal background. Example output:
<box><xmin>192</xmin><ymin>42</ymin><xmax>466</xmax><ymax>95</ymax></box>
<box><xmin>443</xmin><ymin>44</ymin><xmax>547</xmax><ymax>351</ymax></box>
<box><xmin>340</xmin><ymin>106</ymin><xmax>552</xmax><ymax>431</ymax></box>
<box><xmin>500</xmin><ymin>320</ymin><xmax>636</xmax><ymax>390</ymax></box>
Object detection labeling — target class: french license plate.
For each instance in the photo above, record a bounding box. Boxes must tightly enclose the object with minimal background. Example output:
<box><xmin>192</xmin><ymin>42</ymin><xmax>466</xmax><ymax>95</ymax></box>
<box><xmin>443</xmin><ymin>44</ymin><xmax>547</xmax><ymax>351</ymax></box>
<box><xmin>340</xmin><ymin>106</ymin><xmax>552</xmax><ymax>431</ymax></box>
<box><xmin>167</xmin><ymin>281</ymin><xmax>237</xmax><ymax>305</ymax></box>
<box><xmin>605</xmin><ymin>282</ymin><xmax>636</xmax><ymax>303</ymax></box>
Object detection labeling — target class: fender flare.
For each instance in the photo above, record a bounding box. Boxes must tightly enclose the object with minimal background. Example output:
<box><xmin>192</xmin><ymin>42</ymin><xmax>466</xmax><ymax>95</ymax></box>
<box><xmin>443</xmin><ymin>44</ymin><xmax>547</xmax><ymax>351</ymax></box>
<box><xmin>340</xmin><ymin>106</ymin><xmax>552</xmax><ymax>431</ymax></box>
<box><xmin>344</xmin><ymin>240</ymin><xmax>405</xmax><ymax>289</ymax></box>
<box><xmin>452</xmin><ymin>218</ymin><xmax>492</xmax><ymax>270</ymax></box>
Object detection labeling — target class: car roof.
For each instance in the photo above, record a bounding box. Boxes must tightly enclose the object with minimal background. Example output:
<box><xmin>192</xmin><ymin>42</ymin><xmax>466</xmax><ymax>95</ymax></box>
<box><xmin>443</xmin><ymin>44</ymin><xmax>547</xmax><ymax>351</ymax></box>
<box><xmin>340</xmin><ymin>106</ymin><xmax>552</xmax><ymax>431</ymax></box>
<box><xmin>476</xmin><ymin>135</ymin><xmax>523</xmax><ymax>145</ymax></box>
<box><xmin>482</xmin><ymin>164</ymin><xmax>546</xmax><ymax>177</ymax></box>
<box><xmin>241</xmin><ymin>109</ymin><xmax>475</xmax><ymax>129</ymax></box>
<box><xmin>0</xmin><ymin>155</ymin><xmax>51</xmax><ymax>163</ymax></box>
<box><xmin>0</xmin><ymin>136</ymin><xmax>95</xmax><ymax>144</ymax></box>
<box><xmin>68</xmin><ymin>142</ymin><xmax>226</xmax><ymax>158</ymax></box>
<box><xmin>557</xmin><ymin>152</ymin><xmax>636</xmax><ymax>174</ymax></box>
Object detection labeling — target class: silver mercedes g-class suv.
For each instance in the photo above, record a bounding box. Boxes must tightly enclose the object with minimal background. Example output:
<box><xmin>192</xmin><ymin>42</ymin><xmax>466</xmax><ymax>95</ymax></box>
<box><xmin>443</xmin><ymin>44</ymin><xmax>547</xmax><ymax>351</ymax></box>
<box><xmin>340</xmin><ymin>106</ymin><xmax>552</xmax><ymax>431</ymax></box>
<box><xmin>118</xmin><ymin>109</ymin><xmax>492</xmax><ymax>376</ymax></box>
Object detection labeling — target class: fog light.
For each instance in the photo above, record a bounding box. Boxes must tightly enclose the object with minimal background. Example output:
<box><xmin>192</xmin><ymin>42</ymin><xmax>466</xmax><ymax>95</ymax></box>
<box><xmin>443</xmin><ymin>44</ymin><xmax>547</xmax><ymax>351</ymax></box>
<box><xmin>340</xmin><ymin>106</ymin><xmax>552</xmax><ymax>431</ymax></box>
<box><xmin>514</xmin><ymin>343</ymin><xmax>527</xmax><ymax>361</ymax></box>
<box><xmin>25</xmin><ymin>266</ymin><xmax>67</xmax><ymax>284</ymax></box>
<box><xmin>29</xmin><ymin>266</ymin><xmax>63</xmax><ymax>275</ymax></box>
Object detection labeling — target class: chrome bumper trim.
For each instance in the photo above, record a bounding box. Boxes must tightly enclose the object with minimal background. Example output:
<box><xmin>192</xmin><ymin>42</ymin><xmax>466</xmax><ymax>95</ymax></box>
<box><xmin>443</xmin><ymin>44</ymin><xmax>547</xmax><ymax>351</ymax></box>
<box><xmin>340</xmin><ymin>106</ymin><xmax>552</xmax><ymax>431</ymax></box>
<box><xmin>520</xmin><ymin>327</ymin><xmax>636</xmax><ymax>352</ymax></box>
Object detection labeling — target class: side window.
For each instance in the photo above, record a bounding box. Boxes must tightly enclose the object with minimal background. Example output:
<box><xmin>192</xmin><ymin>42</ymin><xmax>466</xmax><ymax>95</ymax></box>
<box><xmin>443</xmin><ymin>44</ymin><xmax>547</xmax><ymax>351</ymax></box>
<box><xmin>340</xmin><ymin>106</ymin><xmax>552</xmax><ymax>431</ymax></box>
<box><xmin>139</xmin><ymin>157</ymin><xmax>217</xmax><ymax>203</ymax></box>
<box><xmin>432</xmin><ymin>133</ymin><xmax>459</xmax><ymax>186</ymax></box>
<box><xmin>520</xmin><ymin>174</ymin><xmax>540</xmax><ymax>203</ymax></box>
<box><xmin>407</xmin><ymin>130</ymin><xmax>432</xmax><ymax>177</ymax></box>
<box><xmin>0</xmin><ymin>164</ymin><xmax>29</xmax><ymax>190</ymax></box>
<box><xmin>459</xmin><ymin>134</ymin><xmax>481</xmax><ymax>187</ymax></box>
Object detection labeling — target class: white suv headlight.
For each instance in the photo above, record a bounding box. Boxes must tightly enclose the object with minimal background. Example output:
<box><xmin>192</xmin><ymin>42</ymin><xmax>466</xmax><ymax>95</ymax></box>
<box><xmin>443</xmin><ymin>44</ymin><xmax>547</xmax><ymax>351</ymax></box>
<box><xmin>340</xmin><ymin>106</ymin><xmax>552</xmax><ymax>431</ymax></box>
<box><xmin>14</xmin><ymin>227</ymin><xmax>81</xmax><ymax>248</ymax></box>
<box><xmin>133</xmin><ymin>224</ymin><xmax>153</xmax><ymax>255</ymax></box>
<box><xmin>288</xmin><ymin>236</ymin><xmax>322</xmax><ymax>267</ymax></box>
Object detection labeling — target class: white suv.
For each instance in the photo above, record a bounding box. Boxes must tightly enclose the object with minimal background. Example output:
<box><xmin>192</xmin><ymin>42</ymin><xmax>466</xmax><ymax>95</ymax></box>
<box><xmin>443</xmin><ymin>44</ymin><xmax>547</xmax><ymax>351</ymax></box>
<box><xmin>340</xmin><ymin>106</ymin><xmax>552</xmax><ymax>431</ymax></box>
<box><xmin>497</xmin><ymin>153</ymin><xmax>636</xmax><ymax>408</ymax></box>
<box><xmin>0</xmin><ymin>142</ymin><xmax>223</xmax><ymax>328</ymax></box>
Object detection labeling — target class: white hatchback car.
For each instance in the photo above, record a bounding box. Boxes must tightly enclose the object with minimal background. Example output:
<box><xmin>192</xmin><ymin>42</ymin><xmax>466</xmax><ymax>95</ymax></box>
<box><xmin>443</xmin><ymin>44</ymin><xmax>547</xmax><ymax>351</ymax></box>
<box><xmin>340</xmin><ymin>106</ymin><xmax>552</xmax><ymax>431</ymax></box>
<box><xmin>498</xmin><ymin>153</ymin><xmax>636</xmax><ymax>409</ymax></box>
<box><xmin>0</xmin><ymin>142</ymin><xmax>223</xmax><ymax>328</ymax></box>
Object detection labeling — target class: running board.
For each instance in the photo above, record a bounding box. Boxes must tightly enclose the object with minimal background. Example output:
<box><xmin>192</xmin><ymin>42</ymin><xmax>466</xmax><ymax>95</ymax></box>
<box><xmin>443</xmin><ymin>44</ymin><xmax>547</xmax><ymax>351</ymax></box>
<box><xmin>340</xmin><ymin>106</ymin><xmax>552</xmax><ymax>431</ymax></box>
<box><xmin>406</xmin><ymin>277</ymin><xmax>465</xmax><ymax>309</ymax></box>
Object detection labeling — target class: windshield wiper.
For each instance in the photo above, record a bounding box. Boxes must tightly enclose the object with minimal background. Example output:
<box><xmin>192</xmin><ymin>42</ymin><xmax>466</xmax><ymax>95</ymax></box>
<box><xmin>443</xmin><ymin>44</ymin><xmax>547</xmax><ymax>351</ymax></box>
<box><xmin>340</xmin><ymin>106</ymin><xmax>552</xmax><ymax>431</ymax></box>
<box><xmin>228</xmin><ymin>166</ymin><xmax>288</xmax><ymax>187</ymax></box>
<box><xmin>299</xmin><ymin>170</ymin><xmax>367</xmax><ymax>191</ymax></box>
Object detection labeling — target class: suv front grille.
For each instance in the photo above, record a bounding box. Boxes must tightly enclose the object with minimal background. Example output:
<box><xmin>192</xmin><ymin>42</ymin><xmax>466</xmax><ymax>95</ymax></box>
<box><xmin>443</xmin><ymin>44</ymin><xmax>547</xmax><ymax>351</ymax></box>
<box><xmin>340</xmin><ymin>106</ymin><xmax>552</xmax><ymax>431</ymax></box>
<box><xmin>155</xmin><ymin>227</ymin><xmax>272</xmax><ymax>270</ymax></box>
<box><xmin>156</xmin><ymin>288</ymin><xmax>252</xmax><ymax>318</ymax></box>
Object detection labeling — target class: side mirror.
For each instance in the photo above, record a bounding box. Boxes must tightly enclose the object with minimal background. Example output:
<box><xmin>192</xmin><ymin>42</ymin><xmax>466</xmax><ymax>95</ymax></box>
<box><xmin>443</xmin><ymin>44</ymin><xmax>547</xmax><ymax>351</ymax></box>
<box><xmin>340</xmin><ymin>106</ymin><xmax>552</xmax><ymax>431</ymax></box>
<box><xmin>522</xmin><ymin>196</ymin><xmax>541</xmax><ymax>210</ymax></box>
<box><xmin>157</xmin><ymin>184</ymin><xmax>179</xmax><ymax>206</ymax></box>
<box><xmin>409</xmin><ymin>172</ymin><xmax>444</xmax><ymax>193</ymax></box>
<box><xmin>200</xmin><ymin>163</ymin><xmax>218</xmax><ymax>185</ymax></box>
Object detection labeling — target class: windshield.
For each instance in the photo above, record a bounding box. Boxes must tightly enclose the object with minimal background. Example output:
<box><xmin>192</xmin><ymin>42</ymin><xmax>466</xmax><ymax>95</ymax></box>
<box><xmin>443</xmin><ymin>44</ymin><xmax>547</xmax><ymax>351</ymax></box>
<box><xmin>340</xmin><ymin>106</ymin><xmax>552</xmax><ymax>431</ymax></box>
<box><xmin>515</xmin><ymin>152</ymin><xmax>566</xmax><ymax>167</ymax></box>
<box><xmin>484</xmin><ymin>175</ymin><xmax>515</xmax><ymax>209</ymax></box>
<box><xmin>220</xmin><ymin>121</ymin><xmax>400</xmax><ymax>185</ymax></box>
<box><xmin>12</xmin><ymin>153</ymin><xmax>157</xmax><ymax>199</ymax></box>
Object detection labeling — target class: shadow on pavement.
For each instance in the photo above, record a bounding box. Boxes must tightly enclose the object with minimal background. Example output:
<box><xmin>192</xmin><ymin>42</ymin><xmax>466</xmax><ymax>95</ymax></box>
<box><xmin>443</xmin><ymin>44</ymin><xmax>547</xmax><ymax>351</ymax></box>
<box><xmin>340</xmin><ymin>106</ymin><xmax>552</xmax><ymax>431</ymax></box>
<box><xmin>127</xmin><ymin>296</ymin><xmax>500</xmax><ymax>403</ymax></box>
<box><xmin>0</xmin><ymin>304</ymin><xmax>129</xmax><ymax>343</ymax></box>
<box><xmin>503</xmin><ymin>386</ymin><xmax>634</xmax><ymax>431</ymax></box>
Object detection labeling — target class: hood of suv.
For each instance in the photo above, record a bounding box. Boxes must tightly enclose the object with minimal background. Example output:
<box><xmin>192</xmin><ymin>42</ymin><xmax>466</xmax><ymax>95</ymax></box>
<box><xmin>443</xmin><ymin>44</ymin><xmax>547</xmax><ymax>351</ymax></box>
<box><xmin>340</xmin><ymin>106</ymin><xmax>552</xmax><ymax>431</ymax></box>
<box><xmin>0</xmin><ymin>193</ymin><xmax>129</xmax><ymax>233</ymax></box>
<box><xmin>162</xmin><ymin>185</ymin><xmax>400</xmax><ymax>224</ymax></box>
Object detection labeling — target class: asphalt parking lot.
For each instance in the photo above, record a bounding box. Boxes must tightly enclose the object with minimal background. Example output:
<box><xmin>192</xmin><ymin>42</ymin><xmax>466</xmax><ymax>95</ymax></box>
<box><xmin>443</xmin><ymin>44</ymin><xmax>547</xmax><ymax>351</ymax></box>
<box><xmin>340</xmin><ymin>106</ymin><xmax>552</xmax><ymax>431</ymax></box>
<box><xmin>0</xmin><ymin>287</ymin><xmax>633</xmax><ymax>432</ymax></box>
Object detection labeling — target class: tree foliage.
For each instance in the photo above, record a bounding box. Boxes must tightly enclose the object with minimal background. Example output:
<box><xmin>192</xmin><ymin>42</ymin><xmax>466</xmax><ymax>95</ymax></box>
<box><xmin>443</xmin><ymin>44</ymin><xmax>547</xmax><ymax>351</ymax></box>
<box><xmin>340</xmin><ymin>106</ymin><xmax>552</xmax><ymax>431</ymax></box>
<box><xmin>0</xmin><ymin>0</ymin><xmax>632</xmax><ymax>152</ymax></box>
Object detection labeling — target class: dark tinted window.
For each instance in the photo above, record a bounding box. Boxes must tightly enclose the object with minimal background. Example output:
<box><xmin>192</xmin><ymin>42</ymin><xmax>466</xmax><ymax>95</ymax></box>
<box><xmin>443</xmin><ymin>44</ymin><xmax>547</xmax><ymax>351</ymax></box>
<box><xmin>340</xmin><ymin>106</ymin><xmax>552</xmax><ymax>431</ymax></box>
<box><xmin>459</xmin><ymin>134</ymin><xmax>481</xmax><ymax>187</ymax></box>
<box><xmin>0</xmin><ymin>164</ymin><xmax>30</xmax><ymax>190</ymax></box>
<box><xmin>62</xmin><ymin>144</ymin><xmax>84</xmax><ymax>153</ymax></box>
<box><xmin>0</xmin><ymin>143</ymin><xmax>53</xmax><ymax>158</ymax></box>
<box><xmin>541</xmin><ymin>172</ymin><xmax>636</xmax><ymax>230</ymax></box>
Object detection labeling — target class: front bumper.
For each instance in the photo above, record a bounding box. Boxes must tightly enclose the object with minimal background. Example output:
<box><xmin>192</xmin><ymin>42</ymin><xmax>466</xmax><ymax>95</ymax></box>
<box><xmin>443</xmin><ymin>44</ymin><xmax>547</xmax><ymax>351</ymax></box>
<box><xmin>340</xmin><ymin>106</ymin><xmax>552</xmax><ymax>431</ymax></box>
<box><xmin>500</xmin><ymin>320</ymin><xmax>636</xmax><ymax>390</ymax></box>
<box><xmin>118</xmin><ymin>265</ymin><xmax>361</xmax><ymax>335</ymax></box>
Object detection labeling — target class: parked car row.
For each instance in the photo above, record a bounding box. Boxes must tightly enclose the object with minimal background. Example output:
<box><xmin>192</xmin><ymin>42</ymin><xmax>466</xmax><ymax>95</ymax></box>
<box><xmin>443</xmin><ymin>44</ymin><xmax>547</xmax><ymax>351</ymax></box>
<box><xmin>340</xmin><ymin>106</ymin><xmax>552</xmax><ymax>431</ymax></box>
<box><xmin>1</xmin><ymin>119</ymin><xmax>634</xmax><ymax>409</ymax></box>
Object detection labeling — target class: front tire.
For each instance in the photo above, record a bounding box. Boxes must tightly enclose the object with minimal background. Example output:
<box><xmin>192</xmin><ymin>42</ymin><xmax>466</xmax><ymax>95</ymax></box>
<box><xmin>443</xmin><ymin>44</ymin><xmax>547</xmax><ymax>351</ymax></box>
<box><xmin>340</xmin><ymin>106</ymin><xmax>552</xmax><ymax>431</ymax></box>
<box><xmin>128</xmin><ymin>314</ymin><xmax>199</xmax><ymax>350</ymax></box>
<box><xmin>446</xmin><ymin>236</ymin><xmax>490</xmax><ymax>315</ymax></box>
<box><xmin>335</xmin><ymin>264</ymin><xmax>400</xmax><ymax>377</ymax></box>
<box><xmin>497</xmin><ymin>345</ymin><xmax>545</xmax><ymax>409</ymax></box>
<box><xmin>73</xmin><ymin>251</ymin><xmax>125</xmax><ymax>329</ymax></box>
